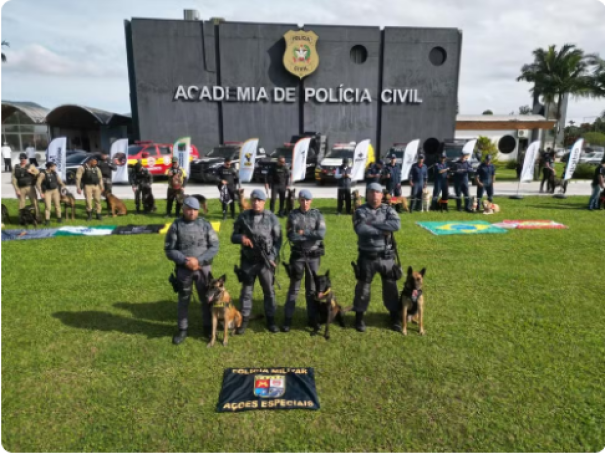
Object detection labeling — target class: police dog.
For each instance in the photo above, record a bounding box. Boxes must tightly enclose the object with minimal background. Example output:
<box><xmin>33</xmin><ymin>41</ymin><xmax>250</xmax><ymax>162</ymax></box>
<box><xmin>1</xmin><ymin>204</ymin><xmax>9</xmax><ymax>225</ymax></box>
<box><xmin>205</xmin><ymin>273</ymin><xmax>243</xmax><ymax>348</ymax></box>
<box><xmin>421</xmin><ymin>188</ymin><xmax>431</xmax><ymax>212</ymax></box>
<box><xmin>311</xmin><ymin>268</ymin><xmax>351</xmax><ymax>340</ymax></box>
<box><xmin>237</xmin><ymin>189</ymin><xmax>251</xmax><ymax>212</ymax></box>
<box><xmin>399</xmin><ymin>266</ymin><xmax>426</xmax><ymax>336</ymax></box>
<box><xmin>19</xmin><ymin>206</ymin><xmax>38</xmax><ymax>228</ymax></box>
<box><xmin>437</xmin><ymin>198</ymin><xmax>449</xmax><ymax>212</ymax></box>
<box><xmin>102</xmin><ymin>189</ymin><xmax>128</xmax><ymax>217</ymax></box>
<box><xmin>60</xmin><ymin>188</ymin><xmax>76</xmax><ymax>220</ymax></box>
<box><xmin>285</xmin><ymin>188</ymin><xmax>296</xmax><ymax>215</ymax></box>
<box><xmin>548</xmin><ymin>174</ymin><xmax>568</xmax><ymax>194</ymax></box>
<box><xmin>482</xmin><ymin>200</ymin><xmax>500</xmax><ymax>215</ymax></box>
<box><xmin>189</xmin><ymin>194</ymin><xmax>208</xmax><ymax>214</ymax></box>
<box><xmin>352</xmin><ymin>189</ymin><xmax>363</xmax><ymax>212</ymax></box>
<box><xmin>141</xmin><ymin>185</ymin><xmax>156</xmax><ymax>213</ymax></box>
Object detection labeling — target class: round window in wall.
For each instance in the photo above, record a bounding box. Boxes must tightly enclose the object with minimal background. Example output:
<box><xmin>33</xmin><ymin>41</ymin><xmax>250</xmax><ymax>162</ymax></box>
<box><xmin>429</xmin><ymin>46</ymin><xmax>447</xmax><ymax>66</ymax></box>
<box><xmin>498</xmin><ymin>135</ymin><xmax>517</xmax><ymax>154</ymax></box>
<box><xmin>350</xmin><ymin>45</ymin><xmax>368</xmax><ymax>64</ymax></box>
<box><xmin>423</xmin><ymin>138</ymin><xmax>441</xmax><ymax>155</ymax></box>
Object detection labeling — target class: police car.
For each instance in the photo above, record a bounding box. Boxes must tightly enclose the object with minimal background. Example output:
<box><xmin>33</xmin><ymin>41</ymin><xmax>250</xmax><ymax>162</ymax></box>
<box><xmin>315</xmin><ymin>142</ymin><xmax>376</xmax><ymax>185</ymax></box>
<box><xmin>126</xmin><ymin>141</ymin><xmax>200</xmax><ymax>176</ymax></box>
<box><xmin>189</xmin><ymin>142</ymin><xmax>249</xmax><ymax>183</ymax></box>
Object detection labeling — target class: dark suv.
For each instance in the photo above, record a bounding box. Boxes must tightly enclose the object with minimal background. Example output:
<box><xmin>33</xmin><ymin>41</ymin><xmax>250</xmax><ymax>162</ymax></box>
<box><xmin>189</xmin><ymin>143</ymin><xmax>243</xmax><ymax>183</ymax></box>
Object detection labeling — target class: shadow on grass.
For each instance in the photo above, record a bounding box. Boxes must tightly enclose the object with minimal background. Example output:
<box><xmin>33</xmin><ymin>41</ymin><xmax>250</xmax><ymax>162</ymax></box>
<box><xmin>527</xmin><ymin>203</ymin><xmax>591</xmax><ymax>211</ymax></box>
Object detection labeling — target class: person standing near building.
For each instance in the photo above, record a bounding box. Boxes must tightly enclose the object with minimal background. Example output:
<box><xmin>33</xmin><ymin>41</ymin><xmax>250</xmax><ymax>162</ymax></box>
<box><xmin>453</xmin><ymin>152</ymin><xmax>473</xmax><ymax>212</ymax></box>
<box><xmin>165</xmin><ymin>157</ymin><xmax>187</xmax><ymax>218</ymax></box>
<box><xmin>36</xmin><ymin>161</ymin><xmax>66</xmax><ymax>225</ymax></box>
<box><xmin>130</xmin><ymin>161</ymin><xmax>154</xmax><ymax>213</ymax></box>
<box><xmin>231</xmin><ymin>189</ymin><xmax>283</xmax><ymax>334</ymax></box>
<box><xmin>432</xmin><ymin>152</ymin><xmax>450</xmax><ymax>210</ymax></box>
<box><xmin>475</xmin><ymin>154</ymin><xmax>496</xmax><ymax>206</ymax></box>
<box><xmin>540</xmin><ymin>149</ymin><xmax>555</xmax><ymax>193</ymax></box>
<box><xmin>76</xmin><ymin>158</ymin><xmax>104</xmax><ymax>221</ymax></box>
<box><xmin>384</xmin><ymin>154</ymin><xmax>402</xmax><ymax>197</ymax></box>
<box><xmin>264</xmin><ymin>156</ymin><xmax>290</xmax><ymax>217</ymax></box>
<box><xmin>409</xmin><ymin>154</ymin><xmax>428</xmax><ymax>212</ymax></box>
<box><xmin>282</xmin><ymin>189</ymin><xmax>326</xmax><ymax>332</ymax></box>
<box><xmin>97</xmin><ymin>150</ymin><xmax>117</xmax><ymax>214</ymax></box>
<box><xmin>26</xmin><ymin>142</ymin><xmax>38</xmax><ymax>167</ymax></box>
<box><xmin>2</xmin><ymin>142</ymin><xmax>12</xmax><ymax>172</ymax></box>
<box><xmin>365</xmin><ymin>160</ymin><xmax>384</xmax><ymax>185</ymax></box>
<box><xmin>588</xmin><ymin>156</ymin><xmax>605</xmax><ymax>211</ymax></box>
<box><xmin>12</xmin><ymin>152</ymin><xmax>40</xmax><ymax>218</ymax></box>
<box><xmin>334</xmin><ymin>157</ymin><xmax>353</xmax><ymax>215</ymax></box>
<box><xmin>164</xmin><ymin>196</ymin><xmax>220</xmax><ymax>345</ymax></box>
<box><xmin>216</xmin><ymin>157</ymin><xmax>239</xmax><ymax>220</ymax></box>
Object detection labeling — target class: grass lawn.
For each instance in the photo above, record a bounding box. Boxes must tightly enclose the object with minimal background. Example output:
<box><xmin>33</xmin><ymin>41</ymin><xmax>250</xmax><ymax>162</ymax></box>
<box><xmin>2</xmin><ymin>196</ymin><xmax>604</xmax><ymax>452</ymax></box>
<box><xmin>494</xmin><ymin>162</ymin><xmax>567</xmax><ymax>181</ymax></box>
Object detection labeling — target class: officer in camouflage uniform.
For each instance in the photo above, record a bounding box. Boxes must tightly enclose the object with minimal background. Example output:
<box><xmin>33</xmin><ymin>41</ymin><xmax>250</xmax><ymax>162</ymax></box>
<box><xmin>130</xmin><ymin>161</ymin><xmax>154</xmax><ymax>213</ymax></box>
<box><xmin>352</xmin><ymin>182</ymin><xmax>401</xmax><ymax>332</ymax></box>
<box><xmin>265</xmin><ymin>156</ymin><xmax>290</xmax><ymax>217</ymax></box>
<box><xmin>231</xmin><ymin>189</ymin><xmax>283</xmax><ymax>334</ymax></box>
<box><xmin>97</xmin><ymin>151</ymin><xmax>117</xmax><ymax>214</ymax></box>
<box><xmin>164</xmin><ymin>196</ymin><xmax>220</xmax><ymax>345</ymax></box>
<box><xmin>335</xmin><ymin>157</ymin><xmax>353</xmax><ymax>215</ymax></box>
<box><xmin>282</xmin><ymin>189</ymin><xmax>326</xmax><ymax>332</ymax></box>
<box><xmin>36</xmin><ymin>161</ymin><xmax>67</xmax><ymax>225</ymax></box>
<box><xmin>165</xmin><ymin>157</ymin><xmax>187</xmax><ymax>218</ymax></box>
<box><xmin>216</xmin><ymin>156</ymin><xmax>239</xmax><ymax>220</ymax></box>
<box><xmin>75</xmin><ymin>157</ymin><xmax>104</xmax><ymax>221</ymax></box>
<box><xmin>11</xmin><ymin>152</ymin><xmax>40</xmax><ymax>218</ymax></box>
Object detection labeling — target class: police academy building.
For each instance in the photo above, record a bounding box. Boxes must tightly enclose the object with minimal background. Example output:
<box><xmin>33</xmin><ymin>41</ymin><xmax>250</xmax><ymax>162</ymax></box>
<box><xmin>124</xmin><ymin>11</ymin><xmax>462</xmax><ymax>158</ymax></box>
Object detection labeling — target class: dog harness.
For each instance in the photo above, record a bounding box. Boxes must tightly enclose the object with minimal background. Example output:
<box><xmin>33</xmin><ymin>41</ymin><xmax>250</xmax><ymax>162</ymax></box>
<box><xmin>208</xmin><ymin>289</ymin><xmax>232</xmax><ymax>309</ymax></box>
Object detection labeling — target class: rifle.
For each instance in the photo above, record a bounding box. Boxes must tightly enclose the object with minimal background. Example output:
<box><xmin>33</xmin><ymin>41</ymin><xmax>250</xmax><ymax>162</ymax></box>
<box><xmin>240</xmin><ymin>216</ymin><xmax>281</xmax><ymax>290</ymax></box>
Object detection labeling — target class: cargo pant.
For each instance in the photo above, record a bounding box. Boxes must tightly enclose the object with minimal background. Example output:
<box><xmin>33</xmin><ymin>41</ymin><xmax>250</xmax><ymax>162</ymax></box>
<box><xmin>270</xmin><ymin>184</ymin><xmax>286</xmax><ymax>215</ymax></box>
<box><xmin>353</xmin><ymin>253</ymin><xmax>399</xmax><ymax>313</ymax></box>
<box><xmin>238</xmin><ymin>257</ymin><xmax>276</xmax><ymax>318</ymax></box>
<box><xmin>43</xmin><ymin>188</ymin><xmax>62</xmax><ymax>220</ymax></box>
<box><xmin>454</xmin><ymin>180</ymin><xmax>470</xmax><ymax>211</ymax></box>
<box><xmin>84</xmin><ymin>184</ymin><xmax>102</xmax><ymax>214</ymax></box>
<box><xmin>476</xmin><ymin>183</ymin><xmax>494</xmax><ymax>203</ymax></box>
<box><xmin>337</xmin><ymin>188</ymin><xmax>351</xmax><ymax>214</ymax></box>
<box><xmin>167</xmin><ymin>187</ymin><xmax>184</xmax><ymax>216</ymax></box>
<box><xmin>102</xmin><ymin>177</ymin><xmax>112</xmax><ymax>213</ymax></box>
<box><xmin>17</xmin><ymin>185</ymin><xmax>40</xmax><ymax>217</ymax></box>
<box><xmin>177</xmin><ymin>266</ymin><xmax>211</xmax><ymax>331</ymax></box>
<box><xmin>284</xmin><ymin>256</ymin><xmax>320</xmax><ymax>320</ymax></box>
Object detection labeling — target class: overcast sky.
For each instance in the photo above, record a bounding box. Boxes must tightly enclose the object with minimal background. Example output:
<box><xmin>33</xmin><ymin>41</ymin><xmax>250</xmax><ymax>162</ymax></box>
<box><xmin>1</xmin><ymin>0</ymin><xmax>604</xmax><ymax>124</ymax></box>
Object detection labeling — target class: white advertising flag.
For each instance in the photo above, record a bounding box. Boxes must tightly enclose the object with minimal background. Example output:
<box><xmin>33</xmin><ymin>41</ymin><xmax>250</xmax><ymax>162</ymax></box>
<box><xmin>46</xmin><ymin>137</ymin><xmax>67</xmax><ymax>181</ymax></box>
<box><xmin>173</xmin><ymin>137</ymin><xmax>191</xmax><ymax>176</ymax></box>
<box><xmin>401</xmin><ymin>139</ymin><xmax>420</xmax><ymax>181</ymax></box>
<box><xmin>238</xmin><ymin>138</ymin><xmax>259</xmax><ymax>183</ymax></box>
<box><xmin>462</xmin><ymin>139</ymin><xmax>477</xmax><ymax>156</ymax></box>
<box><xmin>520</xmin><ymin>140</ymin><xmax>540</xmax><ymax>182</ymax></box>
<box><xmin>110</xmin><ymin>138</ymin><xmax>129</xmax><ymax>183</ymax></box>
<box><xmin>351</xmin><ymin>139</ymin><xmax>371</xmax><ymax>182</ymax></box>
<box><xmin>290</xmin><ymin>137</ymin><xmax>311</xmax><ymax>184</ymax></box>
<box><xmin>564</xmin><ymin>138</ymin><xmax>584</xmax><ymax>181</ymax></box>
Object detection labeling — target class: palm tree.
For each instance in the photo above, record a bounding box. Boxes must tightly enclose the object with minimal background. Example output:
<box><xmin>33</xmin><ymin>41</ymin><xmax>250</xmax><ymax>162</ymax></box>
<box><xmin>1</xmin><ymin>41</ymin><xmax>8</xmax><ymax>63</ymax></box>
<box><xmin>587</xmin><ymin>57</ymin><xmax>605</xmax><ymax>98</ymax></box>
<box><xmin>517</xmin><ymin>44</ymin><xmax>596</xmax><ymax>143</ymax></box>
<box><xmin>518</xmin><ymin>105</ymin><xmax>532</xmax><ymax>115</ymax></box>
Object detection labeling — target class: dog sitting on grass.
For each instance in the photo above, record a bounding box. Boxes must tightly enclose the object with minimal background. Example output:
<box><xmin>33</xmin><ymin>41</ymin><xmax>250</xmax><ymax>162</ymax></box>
<box><xmin>398</xmin><ymin>266</ymin><xmax>427</xmax><ymax>336</ymax></box>
<box><xmin>102</xmin><ymin>189</ymin><xmax>128</xmax><ymax>217</ymax></box>
<box><xmin>60</xmin><ymin>188</ymin><xmax>76</xmax><ymax>220</ymax></box>
<box><xmin>311</xmin><ymin>269</ymin><xmax>351</xmax><ymax>341</ymax></box>
<box><xmin>205</xmin><ymin>273</ymin><xmax>243</xmax><ymax>348</ymax></box>
<box><xmin>19</xmin><ymin>206</ymin><xmax>39</xmax><ymax>228</ymax></box>
<box><xmin>352</xmin><ymin>189</ymin><xmax>363</xmax><ymax>212</ymax></box>
<box><xmin>285</xmin><ymin>188</ymin><xmax>296</xmax><ymax>215</ymax></box>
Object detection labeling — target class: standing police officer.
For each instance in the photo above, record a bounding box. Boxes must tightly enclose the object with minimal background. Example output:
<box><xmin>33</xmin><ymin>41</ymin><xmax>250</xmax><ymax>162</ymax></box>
<box><xmin>164</xmin><ymin>196</ymin><xmax>220</xmax><ymax>345</ymax></box>
<box><xmin>409</xmin><ymin>154</ymin><xmax>428</xmax><ymax>212</ymax></box>
<box><xmin>352</xmin><ymin>183</ymin><xmax>401</xmax><ymax>332</ymax></box>
<box><xmin>165</xmin><ymin>157</ymin><xmax>187</xmax><ymax>218</ymax></box>
<box><xmin>432</xmin><ymin>152</ymin><xmax>450</xmax><ymax>210</ymax></box>
<box><xmin>384</xmin><ymin>154</ymin><xmax>402</xmax><ymax>197</ymax></box>
<box><xmin>335</xmin><ymin>157</ymin><xmax>353</xmax><ymax>215</ymax></box>
<box><xmin>365</xmin><ymin>160</ymin><xmax>384</xmax><ymax>185</ymax></box>
<box><xmin>453</xmin><ymin>152</ymin><xmax>473</xmax><ymax>212</ymax></box>
<box><xmin>476</xmin><ymin>154</ymin><xmax>496</xmax><ymax>206</ymax></box>
<box><xmin>12</xmin><ymin>152</ymin><xmax>40</xmax><ymax>218</ymax></box>
<box><xmin>97</xmin><ymin>151</ymin><xmax>117</xmax><ymax>214</ymax></box>
<box><xmin>231</xmin><ymin>189</ymin><xmax>283</xmax><ymax>334</ymax></box>
<box><xmin>76</xmin><ymin>157</ymin><xmax>104</xmax><ymax>221</ymax></box>
<box><xmin>217</xmin><ymin>157</ymin><xmax>239</xmax><ymax>220</ymax></box>
<box><xmin>36</xmin><ymin>161</ymin><xmax>66</xmax><ymax>225</ymax></box>
<box><xmin>283</xmin><ymin>189</ymin><xmax>326</xmax><ymax>332</ymax></box>
<box><xmin>130</xmin><ymin>161</ymin><xmax>154</xmax><ymax>213</ymax></box>
<box><xmin>264</xmin><ymin>156</ymin><xmax>290</xmax><ymax>217</ymax></box>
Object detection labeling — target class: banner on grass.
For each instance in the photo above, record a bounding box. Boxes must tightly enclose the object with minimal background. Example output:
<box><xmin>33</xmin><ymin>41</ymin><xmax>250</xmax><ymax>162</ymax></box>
<box><xmin>401</xmin><ymin>139</ymin><xmax>420</xmax><ymax>182</ymax></box>
<box><xmin>564</xmin><ymin>138</ymin><xmax>584</xmax><ymax>181</ymax></box>
<box><xmin>110</xmin><ymin>138</ymin><xmax>129</xmax><ymax>183</ymax></box>
<box><xmin>173</xmin><ymin>137</ymin><xmax>191</xmax><ymax>176</ymax></box>
<box><xmin>351</xmin><ymin>139</ymin><xmax>371</xmax><ymax>182</ymax></box>
<box><xmin>238</xmin><ymin>138</ymin><xmax>259</xmax><ymax>183</ymax></box>
<box><xmin>290</xmin><ymin>137</ymin><xmax>312</xmax><ymax>184</ymax></box>
<box><xmin>46</xmin><ymin>137</ymin><xmax>67</xmax><ymax>181</ymax></box>
<box><xmin>217</xmin><ymin>367</ymin><xmax>320</xmax><ymax>413</ymax></box>
<box><xmin>520</xmin><ymin>140</ymin><xmax>541</xmax><ymax>182</ymax></box>
<box><xmin>417</xmin><ymin>221</ymin><xmax>508</xmax><ymax>236</ymax></box>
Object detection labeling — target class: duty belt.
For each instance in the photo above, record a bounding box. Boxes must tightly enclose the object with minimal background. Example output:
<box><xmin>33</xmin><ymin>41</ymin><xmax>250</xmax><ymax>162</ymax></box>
<box><xmin>359</xmin><ymin>249</ymin><xmax>394</xmax><ymax>260</ymax></box>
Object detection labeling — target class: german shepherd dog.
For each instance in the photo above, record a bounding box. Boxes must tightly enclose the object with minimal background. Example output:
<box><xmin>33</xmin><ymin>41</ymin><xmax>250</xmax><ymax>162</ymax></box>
<box><xmin>1</xmin><ymin>204</ymin><xmax>10</xmax><ymax>225</ymax></box>
<box><xmin>237</xmin><ymin>188</ymin><xmax>251</xmax><ymax>212</ymax></box>
<box><xmin>205</xmin><ymin>273</ymin><xmax>243</xmax><ymax>348</ymax></box>
<box><xmin>548</xmin><ymin>174</ymin><xmax>568</xmax><ymax>194</ymax></box>
<box><xmin>285</xmin><ymin>188</ymin><xmax>296</xmax><ymax>215</ymax></box>
<box><xmin>399</xmin><ymin>266</ymin><xmax>426</xmax><ymax>336</ymax></box>
<box><xmin>19</xmin><ymin>206</ymin><xmax>38</xmax><ymax>228</ymax></box>
<box><xmin>311</xmin><ymin>269</ymin><xmax>351</xmax><ymax>340</ymax></box>
<box><xmin>102</xmin><ymin>189</ymin><xmax>128</xmax><ymax>217</ymax></box>
<box><xmin>60</xmin><ymin>188</ymin><xmax>76</xmax><ymax>220</ymax></box>
<box><xmin>352</xmin><ymin>189</ymin><xmax>363</xmax><ymax>212</ymax></box>
<box><xmin>189</xmin><ymin>194</ymin><xmax>208</xmax><ymax>214</ymax></box>
<box><xmin>141</xmin><ymin>185</ymin><xmax>156</xmax><ymax>213</ymax></box>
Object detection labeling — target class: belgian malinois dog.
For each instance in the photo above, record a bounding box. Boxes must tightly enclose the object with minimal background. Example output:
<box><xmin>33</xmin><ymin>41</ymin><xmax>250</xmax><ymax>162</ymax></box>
<box><xmin>352</xmin><ymin>189</ymin><xmax>363</xmax><ymax>212</ymax></box>
<box><xmin>285</xmin><ymin>188</ymin><xmax>296</xmax><ymax>215</ymax></box>
<box><xmin>237</xmin><ymin>189</ymin><xmax>250</xmax><ymax>212</ymax></box>
<box><xmin>19</xmin><ymin>206</ymin><xmax>38</xmax><ymax>228</ymax></box>
<box><xmin>205</xmin><ymin>274</ymin><xmax>243</xmax><ymax>348</ymax></box>
<box><xmin>399</xmin><ymin>266</ymin><xmax>427</xmax><ymax>336</ymax></box>
<box><xmin>311</xmin><ymin>269</ymin><xmax>351</xmax><ymax>341</ymax></box>
<box><xmin>60</xmin><ymin>188</ymin><xmax>76</xmax><ymax>220</ymax></box>
<box><xmin>102</xmin><ymin>189</ymin><xmax>128</xmax><ymax>217</ymax></box>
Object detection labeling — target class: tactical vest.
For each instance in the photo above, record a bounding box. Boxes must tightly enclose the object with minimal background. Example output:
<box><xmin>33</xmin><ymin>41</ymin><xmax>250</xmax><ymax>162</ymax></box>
<box><xmin>168</xmin><ymin>168</ymin><xmax>184</xmax><ymax>189</ymax></box>
<box><xmin>175</xmin><ymin>218</ymin><xmax>214</xmax><ymax>264</ymax></box>
<box><xmin>15</xmin><ymin>165</ymin><xmax>34</xmax><ymax>187</ymax></box>
<box><xmin>338</xmin><ymin>166</ymin><xmax>352</xmax><ymax>189</ymax></box>
<box><xmin>42</xmin><ymin>170</ymin><xmax>58</xmax><ymax>191</ymax></box>
<box><xmin>82</xmin><ymin>166</ymin><xmax>100</xmax><ymax>185</ymax></box>
<box><xmin>97</xmin><ymin>160</ymin><xmax>112</xmax><ymax>179</ymax></box>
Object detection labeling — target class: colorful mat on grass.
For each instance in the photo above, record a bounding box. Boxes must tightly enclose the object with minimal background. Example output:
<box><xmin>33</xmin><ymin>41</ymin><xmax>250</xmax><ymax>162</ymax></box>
<box><xmin>416</xmin><ymin>221</ymin><xmax>508</xmax><ymax>236</ymax></box>
<box><xmin>491</xmin><ymin>220</ymin><xmax>568</xmax><ymax>230</ymax></box>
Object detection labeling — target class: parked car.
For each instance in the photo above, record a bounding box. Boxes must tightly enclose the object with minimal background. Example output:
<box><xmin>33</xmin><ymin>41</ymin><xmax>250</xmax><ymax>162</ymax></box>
<box><xmin>579</xmin><ymin>149</ymin><xmax>604</xmax><ymax>165</ymax></box>
<box><xmin>253</xmin><ymin>144</ymin><xmax>296</xmax><ymax>182</ymax></box>
<box><xmin>126</xmin><ymin>141</ymin><xmax>200</xmax><ymax>176</ymax></box>
<box><xmin>315</xmin><ymin>142</ymin><xmax>376</xmax><ymax>185</ymax></box>
<box><xmin>189</xmin><ymin>143</ymin><xmax>245</xmax><ymax>183</ymax></box>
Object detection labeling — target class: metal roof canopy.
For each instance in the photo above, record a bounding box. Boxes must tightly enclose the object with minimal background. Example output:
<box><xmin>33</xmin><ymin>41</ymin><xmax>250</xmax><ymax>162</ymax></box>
<box><xmin>1</xmin><ymin>101</ymin><xmax>50</xmax><ymax>124</ymax></box>
<box><xmin>46</xmin><ymin>104</ymin><xmax>132</xmax><ymax>129</ymax></box>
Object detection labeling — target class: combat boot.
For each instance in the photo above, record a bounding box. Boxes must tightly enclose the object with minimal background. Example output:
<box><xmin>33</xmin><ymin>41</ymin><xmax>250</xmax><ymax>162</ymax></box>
<box><xmin>282</xmin><ymin>317</ymin><xmax>293</xmax><ymax>333</ymax></box>
<box><xmin>390</xmin><ymin>311</ymin><xmax>402</xmax><ymax>332</ymax></box>
<box><xmin>172</xmin><ymin>329</ymin><xmax>187</xmax><ymax>345</ymax></box>
<box><xmin>202</xmin><ymin>325</ymin><xmax>212</xmax><ymax>340</ymax></box>
<box><xmin>266</xmin><ymin>316</ymin><xmax>279</xmax><ymax>333</ymax></box>
<box><xmin>96</xmin><ymin>212</ymin><xmax>103</xmax><ymax>221</ymax></box>
<box><xmin>355</xmin><ymin>311</ymin><xmax>366</xmax><ymax>332</ymax></box>
<box><xmin>236</xmin><ymin>317</ymin><xmax>249</xmax><ymax>335</ymax></box>
<box><xmin>87</xmin><ymin>211</ymin><xmax>92</xmax><ymax>221</ymax></box>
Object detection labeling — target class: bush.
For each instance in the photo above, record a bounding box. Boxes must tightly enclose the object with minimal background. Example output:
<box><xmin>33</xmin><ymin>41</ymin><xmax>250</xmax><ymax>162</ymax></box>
<box><xmin>571</xmin><ymin>163</ymin><xmax>597</xmax><ymax>179</ymax></box>
<box><xmin>476</xmin><ymin>136</ymin><xmax>499</xmax><ymax>164</ymax></box>
<box><xmin>582</xmin><ymin>132</ymin><xmax>605</xmax><ymax>146</ymax></box>
<box><xmin>505</xmin><ymin>160</ymin><xmax>518</xmax><ymax>170</ymax></box>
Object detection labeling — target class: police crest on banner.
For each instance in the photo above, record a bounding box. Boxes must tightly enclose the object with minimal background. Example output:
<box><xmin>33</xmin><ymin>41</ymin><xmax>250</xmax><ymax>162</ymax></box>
<box><xmin>173</xmin><ymin>137</ymin><xmax>191</xmax><ymax>176</ymax></box>
<box><xmin>238</xmin><ymin>138</ymin><xmax>259</xmax><ymax>183</ymax></box>
<box><xmin>110</xmin><ymin>138</ymin><xmax>129</xmax><ymax>183</ymax></box>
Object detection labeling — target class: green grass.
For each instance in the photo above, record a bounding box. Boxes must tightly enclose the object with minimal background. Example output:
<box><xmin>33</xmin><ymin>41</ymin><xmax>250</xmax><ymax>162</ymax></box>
<box><xmin>2</xmin><ymin>197</ymin><xmax>604</xmax><ymax>452</ymax></box>
<box><xmin>495</xmin><ymin>162</ymin><xmax>568</xmax><ymax>181</ymax></box>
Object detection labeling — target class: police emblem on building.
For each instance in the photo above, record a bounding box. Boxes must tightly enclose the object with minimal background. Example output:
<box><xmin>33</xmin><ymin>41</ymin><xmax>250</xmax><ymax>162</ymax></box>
<box><xmin>254</xmin><ymin>375</ymin><xmax>286</xmax><ymax>398</ymax></box>
<box><xmin>283</xmin><ymin>30</ymin><xmax>319</xmax><ymax>79</ymax></box>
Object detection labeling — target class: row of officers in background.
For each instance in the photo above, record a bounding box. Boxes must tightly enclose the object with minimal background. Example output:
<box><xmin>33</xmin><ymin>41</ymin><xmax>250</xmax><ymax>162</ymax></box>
<box><xmin>164</xmin><ymin>185</ymin><xmax>402</xmax><ymax>345</ymax></box>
